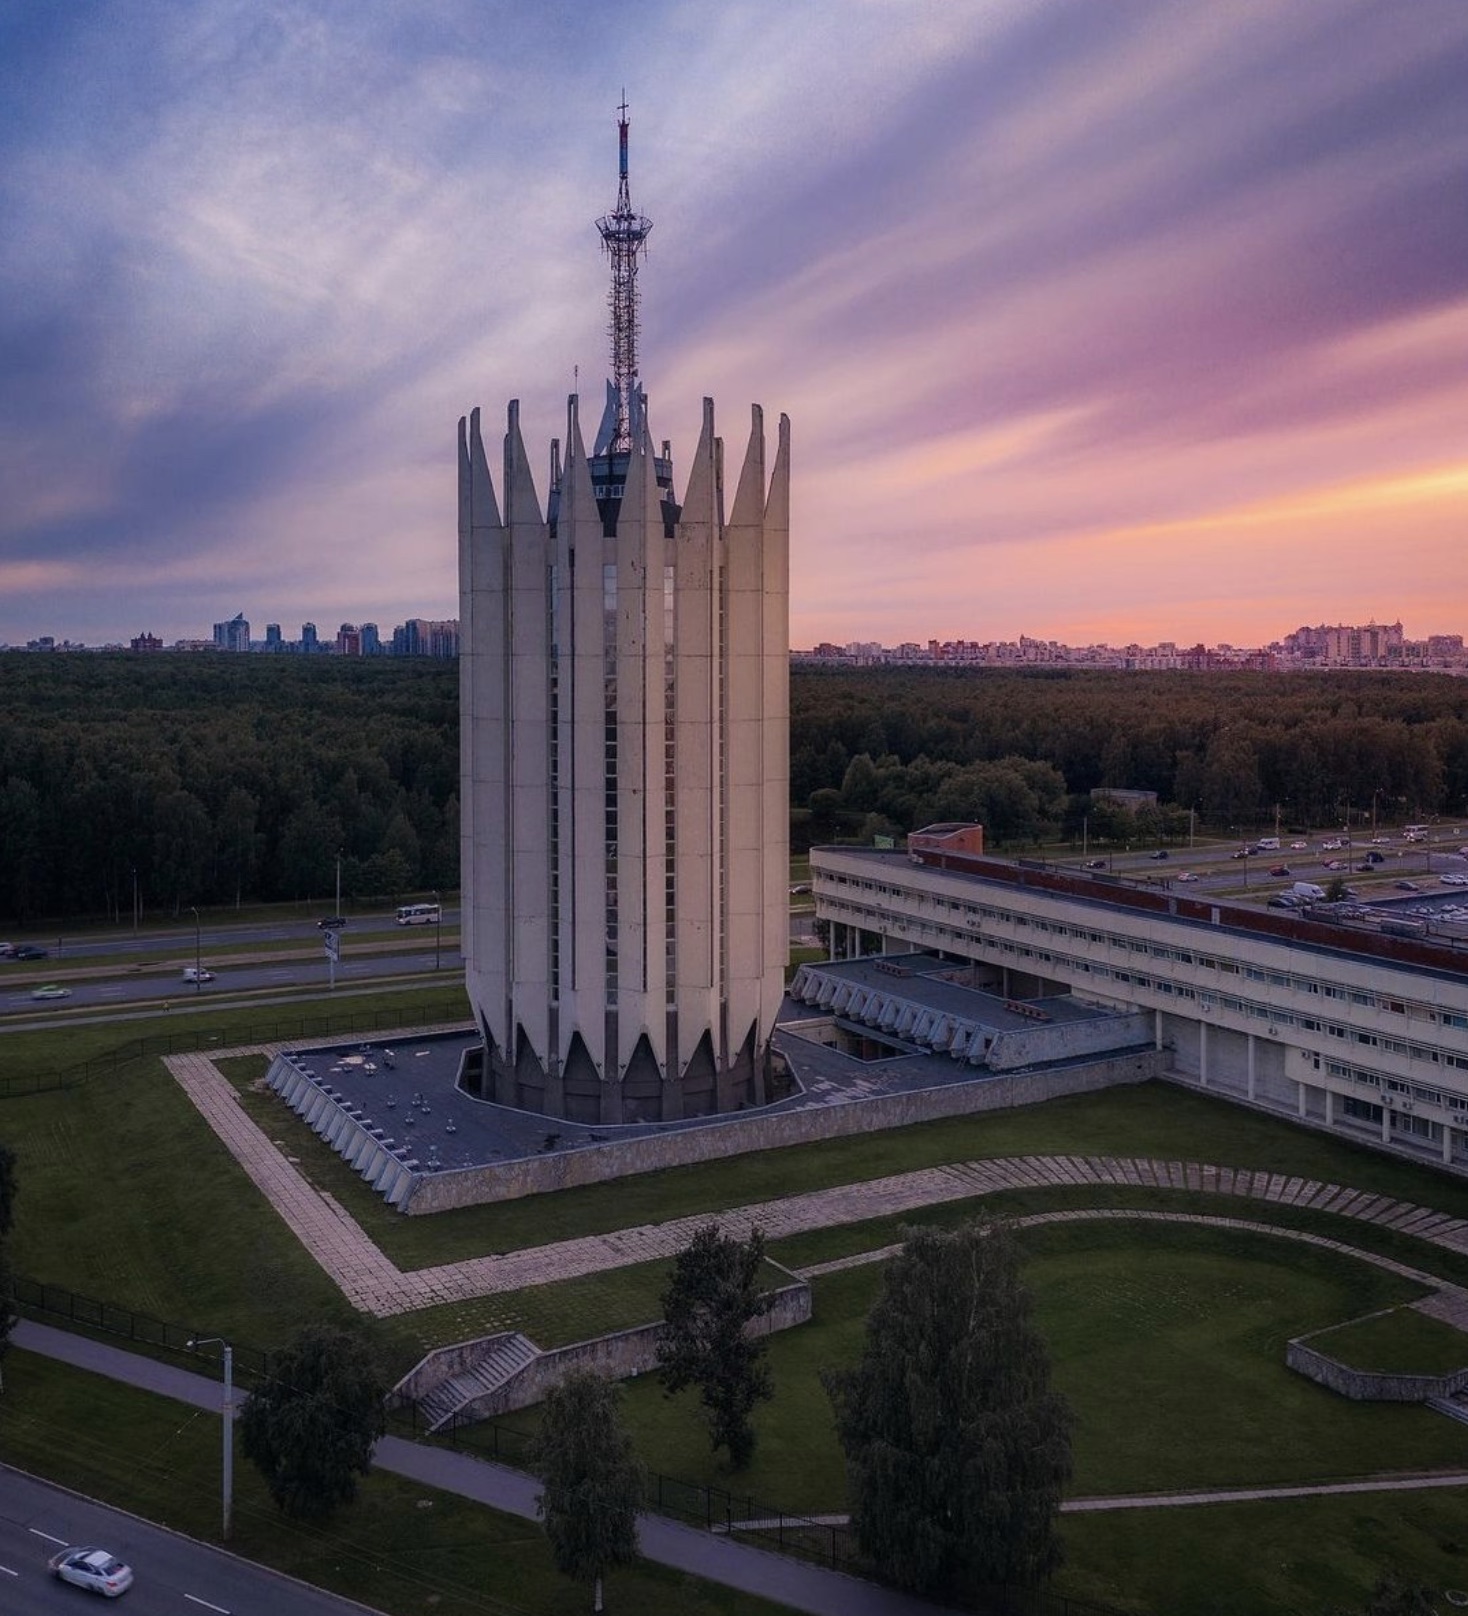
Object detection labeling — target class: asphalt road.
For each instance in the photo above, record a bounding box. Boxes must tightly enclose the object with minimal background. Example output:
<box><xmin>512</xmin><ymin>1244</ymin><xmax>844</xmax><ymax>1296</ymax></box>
<box><xmin>0</xmin><ymin>1466</ymin><xmax>381</xmax><ymax>1616</ymax></box>
<box><xmin>0</xmin><ymin>911</ymin><xmax>464</xmax><ymax>1017</ymax></box>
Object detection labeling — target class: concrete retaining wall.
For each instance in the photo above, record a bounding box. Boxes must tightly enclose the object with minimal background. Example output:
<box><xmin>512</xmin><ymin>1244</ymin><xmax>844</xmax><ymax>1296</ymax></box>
<box><xmin>400</xmin><ymin>1049</ymin><xmax>1161</xmax><ymax>1213</ymax></box>
<box><xmin>1286</xmin><ymin>1338</ymin><xmax>1468</xmax><ymax>1402</ymax></box>
<box><xmin>400</xmin><ymin>1278</ymin><xmax>812</xmax><ymax>1426</ymax></box>
<box><xmin>463</xmin><ymin>1279</ymin><xmax>811</xmax><ymax>1421</ymax></box>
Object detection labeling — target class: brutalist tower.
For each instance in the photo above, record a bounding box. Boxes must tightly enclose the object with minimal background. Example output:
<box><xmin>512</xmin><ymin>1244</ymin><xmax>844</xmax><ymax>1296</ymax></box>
<box><xmin>458</xmin><ymin>104</ymin><xmax>790</xmax><ymax>1123</ymax></box>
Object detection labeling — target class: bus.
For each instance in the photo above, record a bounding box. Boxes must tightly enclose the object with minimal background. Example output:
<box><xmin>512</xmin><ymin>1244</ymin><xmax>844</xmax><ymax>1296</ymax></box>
<box><xmin>1404</xmin><ymin>825</ymin><xmax>1430</xmax><ymax>842</ymax></box>
<box><xmin>395</xmin><ymin>901</ymin><xmax>441</xmax><ymax>926</ymax></box>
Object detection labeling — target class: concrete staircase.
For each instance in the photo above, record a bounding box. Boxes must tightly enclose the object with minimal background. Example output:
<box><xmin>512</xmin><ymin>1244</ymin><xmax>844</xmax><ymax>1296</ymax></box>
<box><xmin>417</xmin><ymin>1333</ymin><xmax>541</xmax><ymax>1432</ymax></box>
<box><xmin>1427</xmin><ymin>1391</ymin><xmax>1468</xmax><ymax>1428</ymax></box>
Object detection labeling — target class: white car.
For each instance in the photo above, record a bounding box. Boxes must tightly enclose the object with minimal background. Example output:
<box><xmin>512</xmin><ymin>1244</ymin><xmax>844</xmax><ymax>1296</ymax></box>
<box><xmin>1441</xmin><ymin>874</ymin><xmax>1468</xmax><ymax>887</ymax></box>
<box><xmin>182</xmin><ymin>966</ymin><xmax>215</xmax><ymax>983</ymax></box>
<box><xmin>1176</xmin><ymin>872</ymin><xmax>1199</xmax><ymax>882</ymax></box>
<box><xmin>1321</xmin><ymin>839</ymin><xmax>1345</xmax><ymax>850</ymax></box>
<box><xmin>1290</xmin><ymin>841</ymin><xmax>1308</xmax><ymax>850</ymax></box>
<box><xmin>49</xmin><ymin>1547</ymin><xmax>134</xmax><ymax>1598</ymax></box>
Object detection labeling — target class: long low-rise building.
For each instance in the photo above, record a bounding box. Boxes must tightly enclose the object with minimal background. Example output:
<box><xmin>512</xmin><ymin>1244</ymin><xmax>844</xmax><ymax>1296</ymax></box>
<box><xmin>811</xmin><ymin>827</ymin><xmax>1468</xmax><ymax>1171</ymax></box>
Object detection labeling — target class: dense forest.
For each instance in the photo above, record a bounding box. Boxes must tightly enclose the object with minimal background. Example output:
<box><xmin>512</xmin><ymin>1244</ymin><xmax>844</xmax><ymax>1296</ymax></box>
<box><xmin>0</xmin><ymin>653</ymin><xmax>458</xmax><ymax>925</ymax></box>
<box><xmin>789</xmin><ymin>667</ymin><xmax>1468</xmax><ymax>847</ymax></box>
<box><xmin>4</xmin><ymin>655</ymin><xmax>1468</xmax><ymax>924</ymax></box>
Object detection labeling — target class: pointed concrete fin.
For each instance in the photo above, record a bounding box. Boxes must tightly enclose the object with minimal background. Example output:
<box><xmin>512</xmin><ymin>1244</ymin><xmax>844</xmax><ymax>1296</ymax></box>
<box><xmin>469</xmin><ymin>407</ymin><xmax>501</xmax><ymax>533</ymax></box>
<box><xmin>561</xmin><ymin>393</ymin><xmax>598</xmax><ymax>525</ymax></box>
<box><xmin>503</xmin><ymin>399</ymin><xmax>542</xmax><ymax>529</ymax></box>
<box><xmin>679</xmin><ymin>397</ymin><xmax>717</xmax><ymax>527</ymax></box>
<box><xmin>592</xmin><ymin>379</ymin><xmax>619</xmax><ymax>456</ymax></box>
<box><xmin>727</xmin><ymin>404</ymin><xmax>766</xmax><ymax>530</ymax></box>
<box><xmin>636</xmin><ymin>411</ymin><xmax>664</xmax><ymax>532</ymax></box>
<box><xmin>765</xmin><ymin>412</ymin><xmax>790</xmax><ymax>530</ymax></box>
<box><xmin>619</xmin><ymin>405</ymin><xmax>650</xmax><ymax>525</ymax></box>
<box><xmin>458</xmin><ymin>415</ymin><xmax>471</xmax><ymax>541</ymax></box>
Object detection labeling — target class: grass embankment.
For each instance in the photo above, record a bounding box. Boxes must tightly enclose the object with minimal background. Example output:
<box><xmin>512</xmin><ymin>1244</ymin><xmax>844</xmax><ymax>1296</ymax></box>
<box><xmin>1309</xmin><ymin>1307</ymin><xmax>1468</xmax><ymax>1376</ymax></box>
<box><xmin>11</xmin><ymin>1002</ymin><xmax>1468</xmax><ymax>1611</ymax></box>
<box><xmin>1</xmin><ymin>1353</ymin><xmax>787</xmax><ymax>1616</ymax></box>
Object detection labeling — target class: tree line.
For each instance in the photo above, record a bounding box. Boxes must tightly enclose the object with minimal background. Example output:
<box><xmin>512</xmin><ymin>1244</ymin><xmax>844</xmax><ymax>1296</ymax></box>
<box><xmin>0</xmin><ymin>652</ymin><xmax>458</xmax><ymax>924</ymax></box>
<box><xmin>792</xmin><ymin>666</ymin><xmax>1468</xmax><ymax>845</ymax></box>
<box><xmin>7</xmin><ymin>655</ymin><xmax>1468</xmax><ymax>923</ymax></box>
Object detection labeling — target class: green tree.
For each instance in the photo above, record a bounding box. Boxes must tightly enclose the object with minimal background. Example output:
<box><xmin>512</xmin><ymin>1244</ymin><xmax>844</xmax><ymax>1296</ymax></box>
<box><xmin>530</xmin><ymin>1370</ymin><xmax>644</xmax><ymax>1613</ymax></box>
<box><xmin>825</xmin><ymin>1217</ymin><xmax>1072</xmax><ymax>1599</ymax></box>
<box><xmin>656</xmin><ymin>1223</ymin><xmax>774</xmax><ymax>1469</ymax></box>
<box><xmin>238</xmin><ymin>1324</ymin><xmax>386</xmax><ymax>1521</ymax></box>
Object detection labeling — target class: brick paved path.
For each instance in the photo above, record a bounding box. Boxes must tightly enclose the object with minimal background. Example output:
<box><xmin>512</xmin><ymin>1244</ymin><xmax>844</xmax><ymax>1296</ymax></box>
<box><xmin>167</xmin><ymin>1049</ymin><xmax>1468</xmax><ymax>1322</ymax></box>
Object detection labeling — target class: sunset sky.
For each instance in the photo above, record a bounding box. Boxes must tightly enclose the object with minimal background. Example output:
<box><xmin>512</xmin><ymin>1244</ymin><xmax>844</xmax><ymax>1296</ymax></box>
<box><xmin>3</xmin><ymin>1</ymin><xmax>1466</xmax><ymax>649</ymax></box>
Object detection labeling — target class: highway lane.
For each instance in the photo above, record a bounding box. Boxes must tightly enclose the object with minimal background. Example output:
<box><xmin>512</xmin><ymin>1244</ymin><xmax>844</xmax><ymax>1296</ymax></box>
<box><xmin>0</xmin><ymin>1466</ymin><xmax>385</xmax><ymax>1616</ymax></box>
<box><xmin>1</xmin><ymin>947</ymin><xmax>465</xmax><ymax>1017</ymax></box>
<box><xmin>12</xmin><ymin>911</ymin><xmax>462</xmax><ymax>965</ymax></box>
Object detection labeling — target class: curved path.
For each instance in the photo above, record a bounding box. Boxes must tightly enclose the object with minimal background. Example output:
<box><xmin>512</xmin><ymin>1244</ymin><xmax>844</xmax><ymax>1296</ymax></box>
<box><xmin>170</xmin><ymin>1049</ymin><xmax>1468</xmax><ymax>1320</ymax></box>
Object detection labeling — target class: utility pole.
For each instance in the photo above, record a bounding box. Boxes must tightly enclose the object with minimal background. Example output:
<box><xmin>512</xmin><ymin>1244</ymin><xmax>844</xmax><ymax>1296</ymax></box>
<box><xmin>186</xmin><ymin>1336</ymin><xmax>234</xmax><ymax>1539</ymax></box>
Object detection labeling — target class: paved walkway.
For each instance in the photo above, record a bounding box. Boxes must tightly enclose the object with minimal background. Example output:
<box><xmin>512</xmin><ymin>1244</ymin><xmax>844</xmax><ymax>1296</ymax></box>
<box><xmin>167</xmin><ymin>1049</ymin><xmax>1468</xmax><ymax>1323</ymax></box>
<box><xmin>12</xmin><ymin>1320</ymin><xmax>966</xmax><ymax>1616</ymax></box>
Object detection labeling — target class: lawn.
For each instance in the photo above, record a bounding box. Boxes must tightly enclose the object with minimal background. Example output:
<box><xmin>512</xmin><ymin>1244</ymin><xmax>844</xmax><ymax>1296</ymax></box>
<box><xmin>193</xmin><ymin>1074</ymin><xmax>1468</xmax><ymax>1275</ymax></box>
<box><xmin>12</xmin><ymin>995</ymin><xmax>1468</xmax><ymax>1613</ymax></box>
<box><xmin>1309</xmin><ymin>1306</ymin><xmax>1468</xmax><ymax>1376</ymax></box>
<box><xmin>0</xmin><ymin>1352</ymin><xmax>789</xmax><ymax>1616</ymax></box>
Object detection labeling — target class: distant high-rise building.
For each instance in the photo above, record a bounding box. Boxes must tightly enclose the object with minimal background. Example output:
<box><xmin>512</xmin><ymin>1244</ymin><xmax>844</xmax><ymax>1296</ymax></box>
<box><xmin>393</xmin><ymin>618</ymin><xmax>459</xmax><ymax>657</ymax></box>
<box><xmin>458</xmin><ymin>104</ymin><xmax>789</xmax><ymax>1123</ymax></box>
<box><xmin>300</xmin><ymin>621</ymin><xmax>319</xmax><ymax>655</ymax></box>
<box><xmin>264</xmin><ymin>623</ymin><xmax>283</xmax><ymax>652</ymax></box>
<box><xmin>360</xmin><ymin>622</ymin><xmax>380</xmax><ymax>656</ymax></box>
<box><xmin>213</xmin><ymin>612</ymin><xmax>250</xmax><ymax>652</ymax></box>
<box><xmin>336</xmin><ymin>622</ymin><xmax>362</xmax><ymax>656</ymax></box>
<box><xmin>130</xmin><ymin>632</ymin><xmax>162</xmax><ymax>652</ymax></box>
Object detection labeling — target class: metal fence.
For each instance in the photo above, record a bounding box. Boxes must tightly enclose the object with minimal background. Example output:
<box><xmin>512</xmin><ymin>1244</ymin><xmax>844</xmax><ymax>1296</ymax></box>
<box><xmin>0</xmin><ymin>993</ymin><xmax>474</xmax><ymax>1100</ymax></box>
<box><xmin>13</xmin><ymin>1274</ymin><xmax>273</xmax><ymax>1382</ymax></box>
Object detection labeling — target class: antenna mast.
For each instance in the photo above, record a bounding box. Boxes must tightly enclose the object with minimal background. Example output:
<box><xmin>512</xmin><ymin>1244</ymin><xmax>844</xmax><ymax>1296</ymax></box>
<box><xmin>595</xmin><ymin>94</ymin><xmax>653</xmax><ymax>453</ymax></box>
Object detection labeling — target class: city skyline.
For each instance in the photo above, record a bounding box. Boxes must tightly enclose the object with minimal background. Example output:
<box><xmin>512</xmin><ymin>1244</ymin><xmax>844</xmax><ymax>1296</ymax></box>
<box><xmin>3</xmin><ymin>2</ymin><xmax>1467</xmax><ymax>648</ymax></box>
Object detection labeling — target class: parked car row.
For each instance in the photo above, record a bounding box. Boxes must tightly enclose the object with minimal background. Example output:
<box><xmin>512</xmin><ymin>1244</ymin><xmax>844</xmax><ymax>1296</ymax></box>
<box><xmin>0</xmin><ymin>943</ymin><xmax>49</xmax><ymax>960</ymax></box>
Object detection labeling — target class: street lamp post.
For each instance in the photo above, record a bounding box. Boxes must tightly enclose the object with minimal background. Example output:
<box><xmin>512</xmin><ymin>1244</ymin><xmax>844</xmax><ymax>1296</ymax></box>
<box><xmin>433</xmin><ymin>890</ymin><xmax>441</xmax><ymax>972</ymax></box>
<box><xmin>190</xmin><ymin>906</ymin><xmax>202</xmax><ymax>992</ymax></box>
<box><xmin>186</xmin><ymin>1336</ymin><xmax>234</xmax><ymax>1538</ymax></box>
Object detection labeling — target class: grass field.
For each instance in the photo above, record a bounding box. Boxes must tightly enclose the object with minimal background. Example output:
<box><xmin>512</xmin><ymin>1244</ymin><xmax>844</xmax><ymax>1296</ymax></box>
<box><xmin>1309</xmin><ymin>1306</ymin><xmax>1468</xmax><ymax>1376</ymax></box>
<box><xmin>0</xmin><ymin>1352</ymin><xmax>785</xmax><ymax>1616</ymax></box>
<box><xmin>9</xmin><ymin>998</ymin><xmax>1468</xmax><ymax>1611</ymax></box>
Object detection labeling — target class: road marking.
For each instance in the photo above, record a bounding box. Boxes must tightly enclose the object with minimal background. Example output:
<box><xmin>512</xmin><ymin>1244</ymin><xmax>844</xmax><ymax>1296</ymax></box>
<box><xmin>29</xmin><ymin>1528</ymin><xmax>67</xmax><ymax>1544</ymax></box>
<box><xmin>0</xmin><ymin>1562</ymin><xmax>18</xmax><ymax>1575</ymax></box>
<box><xmin>184</xmin><ymin>1595</ymin><xmax>231</xmax><ymax>1613</ymax></box>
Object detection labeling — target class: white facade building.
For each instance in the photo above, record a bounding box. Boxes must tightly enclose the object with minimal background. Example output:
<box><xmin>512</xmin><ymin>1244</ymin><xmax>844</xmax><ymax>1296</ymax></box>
<box><xmin>458</xmin><ymin>393</ymin><xmax>790</xmax><ymax>1122</ymax></box>
<box><xmin>812</xmin><ymin>839</ymin><xmax>1468</xmax><ymax>1169</ymax></box>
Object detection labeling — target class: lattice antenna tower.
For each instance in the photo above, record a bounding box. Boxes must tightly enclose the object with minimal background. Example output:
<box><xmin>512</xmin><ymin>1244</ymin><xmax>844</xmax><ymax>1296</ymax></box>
<box><xmin>595</xmin><ymin>95</ymin><xmax>653</xmax><ymax>453</ymax></box>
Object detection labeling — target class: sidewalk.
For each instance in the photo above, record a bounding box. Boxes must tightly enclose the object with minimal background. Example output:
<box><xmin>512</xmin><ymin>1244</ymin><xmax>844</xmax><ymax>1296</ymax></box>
<box><xmin>12</xmin><ymin>1320</ymin><xmax>967</xmax><ymax>1616</ymax></box>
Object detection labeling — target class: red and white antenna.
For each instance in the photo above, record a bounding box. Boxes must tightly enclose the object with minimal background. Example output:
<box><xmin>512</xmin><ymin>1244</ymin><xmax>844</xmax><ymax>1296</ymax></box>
<box><xmin>594</xmin><ymin>93</ymin><xmax>653</xmax><ymax>454</ymax></box>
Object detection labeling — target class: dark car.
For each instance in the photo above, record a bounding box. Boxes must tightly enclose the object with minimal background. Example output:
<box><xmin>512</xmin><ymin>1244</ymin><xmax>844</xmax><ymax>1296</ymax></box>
<box><xmin>1269</xmin><ymin>864</ymin><xmax>1291</xmax><ymax>877</ymax></box>
<box><xmin>14</xmin><ymin>944</ymin><xmax>48</xmax><ymax>960</ymax></box>
<box><xmin>317</xmin><ymin>916</ymin><xmax>348</xmax><ymax>931</ymax></box>
<box><xmin>1085</xmin><ymin>858</ymin><xmax>1106</xmax><ymax>869</ymax></box>
<box><xmin>1365</xmin><ymin>850</ymin><xmax>1385</xmax><ymax>864</ymax></box>
<box><xmin>1148</xmin><ymin>850</ymin><xmax>1169</xmax><ymax>860</ymax></box>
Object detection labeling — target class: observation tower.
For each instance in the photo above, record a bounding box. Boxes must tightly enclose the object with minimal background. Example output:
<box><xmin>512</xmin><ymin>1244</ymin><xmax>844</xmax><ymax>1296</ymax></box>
<box><xmin>458</xmin><ymin>103</ymin><xmax>790</xmax><ymax>1123</ymax></box>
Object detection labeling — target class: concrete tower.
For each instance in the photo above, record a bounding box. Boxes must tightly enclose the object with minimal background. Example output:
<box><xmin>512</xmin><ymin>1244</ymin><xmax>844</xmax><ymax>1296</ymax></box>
<box><xmin>457</xmin><ymin>109</ymin><xmax>789</xmax><ymax>1124</ymax></box>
